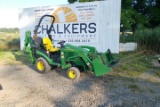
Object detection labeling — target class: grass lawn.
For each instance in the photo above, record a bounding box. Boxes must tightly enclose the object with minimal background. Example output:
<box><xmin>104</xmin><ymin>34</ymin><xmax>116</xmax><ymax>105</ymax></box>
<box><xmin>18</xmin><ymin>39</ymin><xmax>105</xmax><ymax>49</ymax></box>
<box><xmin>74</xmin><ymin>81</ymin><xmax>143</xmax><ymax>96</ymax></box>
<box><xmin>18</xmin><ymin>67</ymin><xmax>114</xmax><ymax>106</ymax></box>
<box><xmin>0</xmin><ymin>50</ymin><xmax>30</xmax><ymax>65</ymax></box>
<box><xmin>0</xmin><ymin>32</ymin><xmax>30</xmax><ymax>65</ymax></box>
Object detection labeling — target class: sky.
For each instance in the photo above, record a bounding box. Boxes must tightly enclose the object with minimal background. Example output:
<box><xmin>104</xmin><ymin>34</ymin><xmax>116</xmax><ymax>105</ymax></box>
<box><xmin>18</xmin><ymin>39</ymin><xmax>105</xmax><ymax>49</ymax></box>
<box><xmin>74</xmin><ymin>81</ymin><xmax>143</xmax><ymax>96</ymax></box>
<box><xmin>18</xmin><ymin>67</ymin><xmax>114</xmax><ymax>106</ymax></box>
<box><xmin>0</xmin><ymin>0</ymin><xmax>68</xmax><ymax>28</ymax></box>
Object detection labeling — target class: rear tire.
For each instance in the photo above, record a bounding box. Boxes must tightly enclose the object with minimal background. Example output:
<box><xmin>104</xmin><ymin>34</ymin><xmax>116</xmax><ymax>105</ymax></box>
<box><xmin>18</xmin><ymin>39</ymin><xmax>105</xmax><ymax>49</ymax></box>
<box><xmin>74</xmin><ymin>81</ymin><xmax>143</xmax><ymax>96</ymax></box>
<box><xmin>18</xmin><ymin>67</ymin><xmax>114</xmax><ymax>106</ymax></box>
<box><xmin>67</xmin><ymin>67</ymin><xmax>80</xmax><ymax>79</ymax></box>
<box><xmin>35</xmin><ymin>57</ymin><xmax>51</xmax><ymax>73</ymax></box>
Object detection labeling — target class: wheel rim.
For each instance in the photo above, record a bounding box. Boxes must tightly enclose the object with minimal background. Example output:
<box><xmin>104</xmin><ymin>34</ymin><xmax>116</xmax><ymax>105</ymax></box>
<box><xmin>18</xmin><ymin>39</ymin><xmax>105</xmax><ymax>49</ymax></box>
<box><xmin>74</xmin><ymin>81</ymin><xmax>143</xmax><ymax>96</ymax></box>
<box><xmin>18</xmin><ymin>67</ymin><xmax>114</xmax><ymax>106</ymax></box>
<box><xmin>68</xmin><ymin>70</ymin><xmax>76</xmax><ymax>79</ymax></box>
<box><xmin>37</xmin><ymin>61</ymin><xmax>44</xmax><ymax>71</ymax></box>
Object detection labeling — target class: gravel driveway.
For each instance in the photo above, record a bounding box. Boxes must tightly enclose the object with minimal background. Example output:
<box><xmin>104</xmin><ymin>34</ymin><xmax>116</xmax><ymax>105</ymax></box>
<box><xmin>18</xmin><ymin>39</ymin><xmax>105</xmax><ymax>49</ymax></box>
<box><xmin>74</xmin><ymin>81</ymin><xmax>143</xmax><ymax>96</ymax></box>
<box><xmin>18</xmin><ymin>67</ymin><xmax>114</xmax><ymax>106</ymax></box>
<box><xmin>0</xmin><ymin>65</ymin><xmax>160</xmax><ymax>107</ymax></box>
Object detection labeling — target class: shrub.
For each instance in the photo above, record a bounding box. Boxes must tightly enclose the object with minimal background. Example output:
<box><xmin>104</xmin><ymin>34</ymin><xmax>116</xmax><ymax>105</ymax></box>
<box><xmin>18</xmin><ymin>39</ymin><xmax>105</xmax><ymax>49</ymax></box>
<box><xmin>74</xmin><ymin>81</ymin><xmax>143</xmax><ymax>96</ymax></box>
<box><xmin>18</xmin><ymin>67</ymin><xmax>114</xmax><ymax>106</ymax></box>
<box><xmin>0</xmin><ymin>33</ymin><xmax>20</xmax><ymax>51</ymax></box>
<box><xmin>120</xmin><ymin>34</ymin><xmax>135</xmax><ymax>43</ymax></box>
<box><xmin>134</xmin><ymin>27</ymin><xmax>160</xmax><ymax>52</ymax></box>
<box><xmin>7</xmin><ymin>38</ymin><xmax>20</xmax><ymax>50</ymax></box>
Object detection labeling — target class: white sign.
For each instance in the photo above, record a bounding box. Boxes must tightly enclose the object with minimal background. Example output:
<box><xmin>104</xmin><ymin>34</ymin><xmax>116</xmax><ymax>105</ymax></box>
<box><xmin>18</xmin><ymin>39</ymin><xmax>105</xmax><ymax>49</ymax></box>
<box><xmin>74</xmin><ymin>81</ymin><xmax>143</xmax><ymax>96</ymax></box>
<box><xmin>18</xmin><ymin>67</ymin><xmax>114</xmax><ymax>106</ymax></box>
<box><xmin>19</xmin><ymin>1</ymin><xmax>121</xmax><ymax>53</ymax></box>
<box><xmin>34</xmin><ymin>4</ymin><xmax>98</xmax><ymax>44</ymax></box>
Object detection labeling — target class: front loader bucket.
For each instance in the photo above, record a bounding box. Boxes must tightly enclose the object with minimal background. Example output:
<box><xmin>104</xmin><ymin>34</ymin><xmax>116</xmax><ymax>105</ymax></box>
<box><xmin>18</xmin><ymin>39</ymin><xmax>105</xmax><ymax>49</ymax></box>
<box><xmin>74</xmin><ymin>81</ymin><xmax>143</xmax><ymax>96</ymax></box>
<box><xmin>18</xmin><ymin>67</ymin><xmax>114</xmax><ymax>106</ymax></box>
<box><xmin>101</xmin><ymin>49</ymin><xmax>117</xmax><ymax>67</ymax></box>
<box><xmin>92</xmin><ymin>56</ymin><xmax>112</xmax><ymax>76</ymax></box>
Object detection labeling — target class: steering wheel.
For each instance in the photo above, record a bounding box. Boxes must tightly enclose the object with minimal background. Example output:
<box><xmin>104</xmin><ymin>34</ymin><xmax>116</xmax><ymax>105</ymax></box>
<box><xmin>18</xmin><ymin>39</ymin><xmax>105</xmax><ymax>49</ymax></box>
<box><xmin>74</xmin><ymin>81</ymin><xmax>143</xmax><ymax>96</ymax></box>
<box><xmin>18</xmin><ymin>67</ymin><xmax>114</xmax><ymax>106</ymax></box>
<box><xmin>57</xmin><ymin>40</ymin><xmax>66</xmax><ymax>48</ymax></box>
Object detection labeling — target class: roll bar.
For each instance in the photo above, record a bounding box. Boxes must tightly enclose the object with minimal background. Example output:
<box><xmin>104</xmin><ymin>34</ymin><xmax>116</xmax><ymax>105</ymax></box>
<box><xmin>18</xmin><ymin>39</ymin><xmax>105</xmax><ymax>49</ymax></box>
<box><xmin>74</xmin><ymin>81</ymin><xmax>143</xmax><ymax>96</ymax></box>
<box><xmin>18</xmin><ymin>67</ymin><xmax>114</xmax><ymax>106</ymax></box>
<box><xmin>34</xmin><ymin>15</ymin><xmax>55</xmax><ymax>40</ymax></box>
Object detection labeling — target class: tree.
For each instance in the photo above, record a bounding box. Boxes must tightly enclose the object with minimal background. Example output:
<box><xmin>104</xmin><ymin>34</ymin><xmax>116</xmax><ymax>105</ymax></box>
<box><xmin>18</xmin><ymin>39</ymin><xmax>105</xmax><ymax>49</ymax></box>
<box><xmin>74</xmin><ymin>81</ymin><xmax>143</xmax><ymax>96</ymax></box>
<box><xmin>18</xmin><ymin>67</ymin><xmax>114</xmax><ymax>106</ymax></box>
<box><xmin>68</xmin><ymin>0</ymin><xmax>77</xmax><ymax>3</ymax></box>
<box><xmin>121</xmin><ymin>0</ymin><xmax>149</xmax><ymax>32</ymax></box>
<box><xmin>0</xmin><ymin>28</ymin><xmax>19</xmax><ymax>33</ymax></box>
<box><xmin>68</xmin><ymin>0</ymin><xmax>94</xmax><ymax>3</ymax></box>
<box><xmin>148</xmin><ymin>1</ymin><xmax>160</xmax><ymax>27</ymax></box>
<box><xmin>131</xmin><ymin>0</ymin><xmax>160</xmax><ymax>28</ymax></box>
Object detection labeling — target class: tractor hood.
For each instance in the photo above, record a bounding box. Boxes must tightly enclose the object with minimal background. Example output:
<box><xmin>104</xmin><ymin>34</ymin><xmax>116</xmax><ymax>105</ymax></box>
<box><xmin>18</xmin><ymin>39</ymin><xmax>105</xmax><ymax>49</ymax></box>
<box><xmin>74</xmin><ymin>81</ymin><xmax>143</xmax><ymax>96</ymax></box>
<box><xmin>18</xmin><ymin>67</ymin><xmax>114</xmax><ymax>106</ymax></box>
<box><xmin>64</xmin><ymin>44</ymin><xmax>91</xmax><ymax>55</ymax></box>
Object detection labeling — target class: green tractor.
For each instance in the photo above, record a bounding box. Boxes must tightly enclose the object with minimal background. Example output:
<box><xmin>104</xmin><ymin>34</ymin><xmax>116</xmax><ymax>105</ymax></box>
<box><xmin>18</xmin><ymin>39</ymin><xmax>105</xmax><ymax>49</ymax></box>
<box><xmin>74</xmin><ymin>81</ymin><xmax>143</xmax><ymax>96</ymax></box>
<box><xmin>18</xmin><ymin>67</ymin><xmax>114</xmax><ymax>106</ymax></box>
<box><xmin>24</xmin><ymin>15</ymin><xmax>117</xmax><ymax>79</ymax></box>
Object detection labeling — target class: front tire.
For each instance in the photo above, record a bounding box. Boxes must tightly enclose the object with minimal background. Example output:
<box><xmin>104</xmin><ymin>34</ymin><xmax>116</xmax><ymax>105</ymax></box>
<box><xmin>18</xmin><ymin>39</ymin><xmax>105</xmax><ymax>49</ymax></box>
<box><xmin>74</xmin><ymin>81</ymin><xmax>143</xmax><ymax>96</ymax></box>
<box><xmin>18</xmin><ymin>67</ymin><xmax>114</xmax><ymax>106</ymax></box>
<box><xmin>67</xmin><ymin>67</ymin><xmax>80</xmax><ymax>79</ymax></box>
<box><xmin>35</xmin><ymin>57</ymin><xmax>51</xmax><ymax>73</ymax></box>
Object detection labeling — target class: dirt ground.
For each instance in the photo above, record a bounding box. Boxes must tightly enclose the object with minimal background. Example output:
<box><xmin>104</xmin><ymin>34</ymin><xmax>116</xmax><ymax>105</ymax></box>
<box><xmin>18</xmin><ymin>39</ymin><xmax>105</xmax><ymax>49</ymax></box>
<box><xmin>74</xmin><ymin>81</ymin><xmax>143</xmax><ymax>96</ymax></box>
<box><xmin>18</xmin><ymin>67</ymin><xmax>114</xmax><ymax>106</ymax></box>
<box><xmin>0</xmin><ymin>64</ymin><xmax>160</xmax><ymax>107</ymax></box>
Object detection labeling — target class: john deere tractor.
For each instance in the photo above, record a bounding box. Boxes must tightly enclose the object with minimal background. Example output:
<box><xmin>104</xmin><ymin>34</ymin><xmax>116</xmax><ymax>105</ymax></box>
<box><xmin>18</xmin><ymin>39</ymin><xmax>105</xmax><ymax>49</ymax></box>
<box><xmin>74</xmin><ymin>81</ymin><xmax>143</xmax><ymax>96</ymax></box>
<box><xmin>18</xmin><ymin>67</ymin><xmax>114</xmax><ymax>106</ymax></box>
<box><xmin>24</xmin><ymin>15</ymin><xmax>116</xmax><ymax>79</ymax></box>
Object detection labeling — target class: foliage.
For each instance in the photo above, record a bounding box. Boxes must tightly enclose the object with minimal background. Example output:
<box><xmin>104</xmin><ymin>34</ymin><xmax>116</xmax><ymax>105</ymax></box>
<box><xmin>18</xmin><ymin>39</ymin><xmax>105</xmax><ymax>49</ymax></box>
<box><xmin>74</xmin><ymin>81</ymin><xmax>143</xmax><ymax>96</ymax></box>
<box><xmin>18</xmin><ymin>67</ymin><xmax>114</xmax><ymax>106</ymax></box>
<box><xmin>7</xmin><ymin>38</ymin><xmax>20</xmax><ymax>50</ymax></box>
<box><xmin>0</xmin><ymin>32</ymin><xmax>20</xmax><ymax>51</ymax></box>
<box><xmin>154</xmin><ymin>70</ymin><xmax>160</xmax><ymax>77</ymax></box>
<box><xmin>79</xmin><ymin>0</ymin><xmax>90</xmax><ymax>2</ymax></box>
<box><xmin>135</xmin><ymin>0</ymin><xmax>160</xmax><ymax>27</ymax></box>
<box><xmin>120</xmin><ymin>34</ymin><xmax>135</xmax><ymax>43</ymax></box>
<box><xmin>149</xmin><ymin>6</ymin><xmax>160</xmax><ymax>27</ymax></box>
<box><xmin>122</xmin><ymin>0</ymin><xmax>160</xmax><ymax>30</ymax></box>
<box><xmin>68</xmin><ymin>0</ymin><xmax>76</xmax><ymax>3</ymax></box>
<box><xmin>121</xmin><ymin>0</ymin><xmax>150</xmax><ymax>32</ymax></box>
<box><xmin>68</xmin><ymin>0</ymin><xmax>90</xmax><ymax>3</ymax></box>
<box><xmin>121</xmin><ymin>8</ymin><xmax>137</xmax><ymax>31</ymax></box>
<box><xmin>114</xmin><ymin>52</ymin><xmax>147</xmax><ymax>77</ymax></box>
<box><xmin>0</xmin><ymin>32</ymin><xmax>30</xmax><ymax>65</ymax></box>
<box><xmin>118</xmin><ymin>61</ymin><xmax>147</xmax><ymax>77</ymax></box>
<box><xmin>0</xmin><ymin>51</ymin><xmax>30</xmax><ymax>65</ymax></box>
<box><xmin>134</xmin><ymin>27</ymin><xmax>160</xmax><ymax>52</ymax></box>
<box><xmin>0</xmin><ymin>28</ymin><xmax>19</xmax><ymax>33</ymax></box>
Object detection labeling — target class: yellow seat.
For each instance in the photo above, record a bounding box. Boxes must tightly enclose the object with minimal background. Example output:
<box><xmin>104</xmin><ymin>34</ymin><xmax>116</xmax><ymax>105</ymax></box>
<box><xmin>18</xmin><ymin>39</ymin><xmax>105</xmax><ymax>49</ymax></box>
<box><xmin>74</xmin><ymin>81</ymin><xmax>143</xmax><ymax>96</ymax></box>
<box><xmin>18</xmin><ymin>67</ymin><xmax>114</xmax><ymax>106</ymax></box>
<box><xmin>42</xmin><ymin>37</ymin><xmax>60</xmax><ymax>52</ymax></box>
